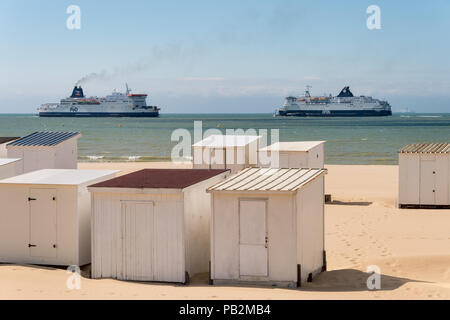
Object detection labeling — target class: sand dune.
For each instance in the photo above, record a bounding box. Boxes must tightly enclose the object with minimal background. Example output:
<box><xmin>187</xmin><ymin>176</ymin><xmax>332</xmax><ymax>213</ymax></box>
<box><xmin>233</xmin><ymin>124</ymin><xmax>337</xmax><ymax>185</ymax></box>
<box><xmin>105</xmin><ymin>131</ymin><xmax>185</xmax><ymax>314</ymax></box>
<box><xmin>0</xmin><ymin>163</ymin><xmax>449</xmax><ymax>299</ymax></box>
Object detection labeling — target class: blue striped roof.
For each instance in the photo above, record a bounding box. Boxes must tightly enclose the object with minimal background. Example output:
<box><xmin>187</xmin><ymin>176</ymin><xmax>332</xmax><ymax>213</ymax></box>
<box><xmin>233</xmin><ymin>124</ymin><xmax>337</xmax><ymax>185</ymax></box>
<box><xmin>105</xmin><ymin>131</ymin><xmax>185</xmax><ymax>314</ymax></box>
<box><xmin>7</xmin><ymin>132</ymin><xmax>81</xmax><ymax>147</ymax></box>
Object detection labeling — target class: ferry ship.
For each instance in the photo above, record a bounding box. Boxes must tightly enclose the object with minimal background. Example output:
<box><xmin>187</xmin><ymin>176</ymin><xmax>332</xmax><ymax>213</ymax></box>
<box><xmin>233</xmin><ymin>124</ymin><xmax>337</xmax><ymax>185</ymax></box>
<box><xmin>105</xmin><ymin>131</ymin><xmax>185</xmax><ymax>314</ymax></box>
<box><xmin>276</xmin><ymin>86</ymin><xmax>392</xmax><ymax>117</ymax></box>
<box><xmin>38</xmin><ymin>85</ymin><xmax>160</xmax><ymax>117</ymax></box>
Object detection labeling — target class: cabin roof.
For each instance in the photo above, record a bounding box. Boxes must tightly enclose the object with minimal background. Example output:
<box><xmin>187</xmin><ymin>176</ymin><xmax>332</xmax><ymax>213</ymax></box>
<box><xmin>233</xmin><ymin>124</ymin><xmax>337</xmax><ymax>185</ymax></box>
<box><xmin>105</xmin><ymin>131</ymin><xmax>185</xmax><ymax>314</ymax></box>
<box><xmin>7</xmin><ymin>132</ymin><xmax>81</xmax><ymax>147</ymax></box>
<box><xmin>193</xmin><ymin>135</ymin><xmax>261</xmax><ymax>148</ymax></box>
<box><xmin>0</xmin><ymin>137</ymin><xmax>20</xmax><ymax>144</ymax></box>
<box><xmin>207</xmin><ymin>167</ymin><xmax>326</xmax><ymax>193</ymax></box>
<box><xmin>399</xmin><ymin>143</ymin><xmax>450</xmax><ymax>154</ymax></box>
<box><xmin>259</xmin><ymin>141</ymin><xmax>325</xmax><ymax>152</ymax></box>
<box><xmin>89</xmin><ymin>169</ymin><xmax>229</xmax><ymax>189</ymax></box>
<box><xmin>0</xmin><ymin>169</ymin><xmax>119</xmax><ymax>186</ymax></box>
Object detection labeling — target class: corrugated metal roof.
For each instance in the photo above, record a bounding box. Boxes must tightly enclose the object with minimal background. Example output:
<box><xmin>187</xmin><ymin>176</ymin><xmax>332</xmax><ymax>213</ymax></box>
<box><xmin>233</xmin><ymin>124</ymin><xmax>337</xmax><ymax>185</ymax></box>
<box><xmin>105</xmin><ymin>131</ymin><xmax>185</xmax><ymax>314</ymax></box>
<box><xmin>0</xmin><ymin>169</ymin><xmax>119</xmax><ymax>186</ymax></box>
<box><xmin>7</xmin><ymin>132</ymin><xmax>81</xmax><ymax>147</ymax></box>
<box><xmin>259</xmin><ymin>141</ymin><xmax>325</xmax><ymax>152</ymax></box>
<box><xmin>399</xmin><ymin>143</ymin><xmax>450</xmax><ymax>154</ymax></box>
<box><xmin>207</xmin><ymin>167</ymin><xmax>326</xmax><ymax>192</ymax></box>
<box><xmin>0</xmin><ymin>158</ymin><xmax>21</xmax><ymax>166</ymax></box>
<box><xmin>193</xmin><ymin>135</ymin><xmax>261</xmax><ymax>147</ymax></box>
<box><xmin>89</xmin><ymin>169</ymin><xmax>229</xmax><ymax>189</ymax></box>
<box><xmin>0</xmin><ymin>137</ymin><xmax>20</xmax><ymax>144</ymax></box>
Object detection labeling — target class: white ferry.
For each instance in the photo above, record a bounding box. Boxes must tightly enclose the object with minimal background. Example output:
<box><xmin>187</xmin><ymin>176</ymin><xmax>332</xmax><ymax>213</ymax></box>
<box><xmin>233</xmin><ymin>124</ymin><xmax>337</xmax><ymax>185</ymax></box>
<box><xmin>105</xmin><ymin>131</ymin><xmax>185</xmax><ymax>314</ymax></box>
<box><xmin>38</xmin><ymin>84</ymin><xmax>160</xmax><ymax>117</ymax></box>
<box><xmin>276</xmin><ymin>86</ymin><xmax>392</xmax><ymax>117</ymax></box>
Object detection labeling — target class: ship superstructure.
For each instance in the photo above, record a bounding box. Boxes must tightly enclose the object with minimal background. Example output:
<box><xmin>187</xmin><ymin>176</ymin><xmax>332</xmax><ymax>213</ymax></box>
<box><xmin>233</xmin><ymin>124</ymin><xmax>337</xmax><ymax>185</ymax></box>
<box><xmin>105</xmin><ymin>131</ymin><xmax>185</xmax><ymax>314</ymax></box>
<box><xmin>38</xmin><ymin>84</ymin><xmax>160</xmax><ymax>117</ymax></box>
<box><xmin>276</xmin><ymin>86</ymin><xmax>392</xmax><ymax>117</ymax></box>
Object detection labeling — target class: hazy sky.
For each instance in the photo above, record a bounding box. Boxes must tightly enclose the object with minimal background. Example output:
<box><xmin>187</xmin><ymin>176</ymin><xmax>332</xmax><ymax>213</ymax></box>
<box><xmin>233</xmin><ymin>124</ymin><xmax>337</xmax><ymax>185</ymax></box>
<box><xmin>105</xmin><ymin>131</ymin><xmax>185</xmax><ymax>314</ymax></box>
<box><xmin>1</xmin><ymin>0</ymin><xmax>449</xmax><ymax>113</ymax></box>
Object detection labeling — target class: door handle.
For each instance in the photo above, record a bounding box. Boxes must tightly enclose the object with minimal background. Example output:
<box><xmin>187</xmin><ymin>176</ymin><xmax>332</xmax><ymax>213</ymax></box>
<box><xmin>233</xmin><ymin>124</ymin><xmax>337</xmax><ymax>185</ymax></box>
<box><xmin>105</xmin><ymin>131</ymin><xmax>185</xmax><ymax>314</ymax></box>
<box><xmin>28</xmin><ymin>197</ymin><xmax>37</xmax><ymax>201</ymax></box>
<box><xmin>28</xmin><ymin>244</ymin><xmax>36</xmax><ymax>248</ymax></box>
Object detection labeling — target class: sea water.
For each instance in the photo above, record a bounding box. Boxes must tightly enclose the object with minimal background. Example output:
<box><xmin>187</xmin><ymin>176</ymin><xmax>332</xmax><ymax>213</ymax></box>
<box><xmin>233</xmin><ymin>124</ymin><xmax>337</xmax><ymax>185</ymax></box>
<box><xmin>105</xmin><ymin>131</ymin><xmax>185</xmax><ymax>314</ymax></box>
<box><xmin>1</xmin><ymin>113</ymin><xmax>449</xmax><ymax>164</ymax></box>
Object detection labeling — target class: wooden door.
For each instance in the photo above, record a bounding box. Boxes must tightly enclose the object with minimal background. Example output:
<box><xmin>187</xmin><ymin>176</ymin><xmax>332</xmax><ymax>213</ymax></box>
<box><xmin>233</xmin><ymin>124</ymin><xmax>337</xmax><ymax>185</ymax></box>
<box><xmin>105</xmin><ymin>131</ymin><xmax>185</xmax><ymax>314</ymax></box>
<box><xmin>29</xmin><ymin>189</ymin><xmax>57</xmax><ymax>258</ymax></box>
<box><xmin>121</xmin><ymin>201</ymin><xmax>184</xmax><ymax>282</ymax></box>
<box><xmin>239</xmin><ymin>200</ymin><xmax>268</xmax><ymax>277</ymax></box>
<box><xmin>121</xmin><ymin>202</ymin><xmax>155</xmax><ymax>281</ymax></box>
<box><xmin>420</xmin><ymin>160</ymin><xmax>436</xmax><ymax>204</ymax></box>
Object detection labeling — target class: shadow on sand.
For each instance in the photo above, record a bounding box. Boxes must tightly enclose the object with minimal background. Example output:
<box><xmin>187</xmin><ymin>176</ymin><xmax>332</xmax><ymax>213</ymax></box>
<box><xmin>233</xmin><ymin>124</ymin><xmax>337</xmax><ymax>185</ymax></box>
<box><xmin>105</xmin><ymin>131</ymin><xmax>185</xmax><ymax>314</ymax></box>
<box><xmin>299</xmin><ymin>269</ymin><xmax>423</xmax><ymax>292</ymax></box>
<box><xmin>327</xmin><ymin>200</ymin><xmax>373</xmax><ymax>206</ymax></box>
<box><xmin>0</xmin><ymin>264</ymin><xmax>424</xmax><ymax>293</ymax></box>
<box><xmin>190</xmin><ymin>270</ymin><xmax>423</xmax><ymax>292</ymax></box>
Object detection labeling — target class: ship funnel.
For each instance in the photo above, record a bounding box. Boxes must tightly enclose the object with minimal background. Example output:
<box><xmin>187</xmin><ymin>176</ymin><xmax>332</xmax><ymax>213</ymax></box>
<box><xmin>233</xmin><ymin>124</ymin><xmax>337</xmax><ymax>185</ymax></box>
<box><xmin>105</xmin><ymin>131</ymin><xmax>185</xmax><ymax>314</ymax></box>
<box><xmin>71</xmin><ymin>86</ymin><xmax>85</xmax><ymax>98</ymax></box>
<box><xmin>337</xmin><ymin>86</ymin><xmax>354</xmax><ymax>98</ymax></box>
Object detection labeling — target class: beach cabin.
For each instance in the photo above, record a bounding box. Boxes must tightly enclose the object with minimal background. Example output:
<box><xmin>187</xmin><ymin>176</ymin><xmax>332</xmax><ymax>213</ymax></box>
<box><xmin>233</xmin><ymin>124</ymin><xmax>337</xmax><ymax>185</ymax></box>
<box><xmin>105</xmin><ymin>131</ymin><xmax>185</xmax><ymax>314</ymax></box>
<box><xmin>193</xmin><ymin>135</ymin><xmax>261</xmax><ymax>173</ymax></box>
<box><xmin>0</xmin><ymin>158</ymin><xmax>23</xmax><ymax>180</ymax></box>
<box><xmin>6</xmin><ymin>132</ymin><xmax>81</xmax><ymax>174</ymax></box>
<box><xmin>88</xmin><ymin>169</ymin><xmax>230</xmax><ymax>283</ymax></box>
<box><xmin>258</xmin><ymin>141</ymin><xmax>325</xmax><ymax>169</ymax></box>
<box><xmin>398</xmin><ymin>143</ymin><xmax>450</xmax><ymax>208</ymax></box>
<box><xmin>0</xmin><ymin>169</ymin><xmax>119</xmax><ymax>266</ymax></box>
<box><xmin>0</xmin><ymin>137</ymin><xmax>19</xmax><ymax>158</ymax></box>
<box><xmin>208</xmin><ymin>167</ymin><xmax>327</xmax><ymax>288</ymax></box>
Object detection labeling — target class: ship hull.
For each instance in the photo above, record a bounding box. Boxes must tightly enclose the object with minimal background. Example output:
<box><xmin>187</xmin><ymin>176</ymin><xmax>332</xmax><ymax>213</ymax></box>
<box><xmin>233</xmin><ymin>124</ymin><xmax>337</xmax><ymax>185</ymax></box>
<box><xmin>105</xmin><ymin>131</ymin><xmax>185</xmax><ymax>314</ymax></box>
<box><xmin>39</xmin><ymin>111</ymin><xmax>159</xmax><ymax>118</ymax></box>
<box><xmin>276</xmin><ymin>109</ymin><xmax>392</xmax><ymax>117</ymax></box>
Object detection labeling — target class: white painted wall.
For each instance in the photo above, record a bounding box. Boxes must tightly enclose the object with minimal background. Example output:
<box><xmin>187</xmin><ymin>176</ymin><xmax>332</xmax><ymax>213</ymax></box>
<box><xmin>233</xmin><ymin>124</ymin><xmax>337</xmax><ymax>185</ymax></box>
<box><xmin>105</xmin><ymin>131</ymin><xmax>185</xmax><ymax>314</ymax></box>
<box><xmin>0</xmin><ymin>171</ymin><xmax>116</xmax><ymax>266</ymax></box>
<box><xmin>55</xmin><ymin>138</ymin><xmax>78</xmax><ymax>169</ymax></box>
<box><xmin>90</xmin><ymin>191</ymin><xmax>186</xmax><ymax>282</ymax></box>
<box><xmin>211</xmin><ymin>177</ymin><xmax>325</xmax><ymax>286</ymax></box>
<box><xmin>0</xmin><ymin>185</ymin><xmax>81</xmax><ymax>266</ymax></box>
<box><xmin>399</xmin><ymin>153</ymin><xmax>450</xmax><ymax>206</ymax></box>
<box><xmin>0</xmin><ymin>159</ymin><xmax>23</xmax><ymax>180</ymax></box>
<box><xmin>183</xmin><ymin>172</ymin><xmax>229</xmax><ymax>278</ymax></box>
<box><xmin>296</xmin><ymin>175</ymin><xmax>325</xmax><ymax>282</ymax></box>
<box><xmin>0</xmin><ymin>143</ymin><xmax>8</xmax><ymax>158</ymax></box>
<box><xmin>90</xmin><ymin>171</ymin><xmax>228</xmax><ymax>283</ymax></box>
<box><xmin>258</xmin><ymin>144</ymin><xmax>324</xmax><ymax>169</ymax></box>
<box><xmin>193</xmin><ymin>140</ymin><xmax>259</xmax><ymax>173</ymax></box>
<box><xmin>7</xmin><ymin>137</ymin><xmax>79</xmax><ymax>173</ymax></box>
<box><xmin>211</xmin><ymin>192</ymin><xmax>298</xmax><ymax>285</ymax></box>
<box><xmin>308</xmin><ymin>144</ymin><xmax>325</xmax><ymax>168</ymax></box>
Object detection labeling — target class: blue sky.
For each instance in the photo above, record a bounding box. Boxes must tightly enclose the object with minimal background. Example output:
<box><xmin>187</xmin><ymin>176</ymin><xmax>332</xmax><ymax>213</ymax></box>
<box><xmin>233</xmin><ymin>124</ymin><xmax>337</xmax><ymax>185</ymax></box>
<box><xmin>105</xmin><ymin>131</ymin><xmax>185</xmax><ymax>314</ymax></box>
<box><xmin>0</xmin><ymin>0</ymin><xmax>449</xmax><ymax>113</ymax></box>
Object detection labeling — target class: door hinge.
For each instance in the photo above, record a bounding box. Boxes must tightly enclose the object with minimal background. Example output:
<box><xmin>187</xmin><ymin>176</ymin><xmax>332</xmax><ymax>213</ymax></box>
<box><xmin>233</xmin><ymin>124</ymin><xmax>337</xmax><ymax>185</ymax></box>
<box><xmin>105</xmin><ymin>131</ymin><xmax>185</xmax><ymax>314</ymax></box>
<box><xmin>28</xmin><ymin>197</ymin><xmax>37</xmax><ymax>201</ymax></box>
<box><xmin>265</xmin><ymin>236</ymin><xmax>268</xmax><ymax>248</ymax></box>
<box><xmin>28</xmin><ymin>244</ymin><xmax>36</xmax><ymax>248</ymax></box>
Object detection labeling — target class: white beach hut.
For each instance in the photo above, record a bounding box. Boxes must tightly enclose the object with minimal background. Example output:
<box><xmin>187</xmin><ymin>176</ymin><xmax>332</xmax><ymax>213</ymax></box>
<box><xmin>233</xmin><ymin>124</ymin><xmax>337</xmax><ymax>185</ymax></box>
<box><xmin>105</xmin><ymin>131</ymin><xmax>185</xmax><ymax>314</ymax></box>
<box><xmin>0</xmin><ymin>169</ymin><xmax>119</xmax><ymax>266</ymax></box>
<box><xmin>208</xmin><ymin>167</ymin><xmax>327</xmax><ymax>288</ymax></box>
<box><xmin>398</xmin><ymin>143</ymin><xmax>450</xmax><ymax>208</ymax></box>
<box><xmin>0</xmin><ymin>137</ymin><xmax>19</xmax><ymax>158</ymax></box>
<box><xmin>6</xmin><ymin>132</ymin><xmax>81</xmax><ymax>174</ymax></box>
<box><xmin>258</xmin><ymin>141</ymin><xmax>325</xmax><ymax>169</ymax></box>
<box><xmin>193</xmin><ymin>135</ymin><xmax>261</xmax><ymax>173</ymax></box>
<box><xmin>88</xmin><ymin>168</ymin><xmax>230</xmax><ymax>283</ymax></box>
<box><xmin>0</xmin><ymin>158</ymin><xmax>23</xmax><ymax>180</ymax></box>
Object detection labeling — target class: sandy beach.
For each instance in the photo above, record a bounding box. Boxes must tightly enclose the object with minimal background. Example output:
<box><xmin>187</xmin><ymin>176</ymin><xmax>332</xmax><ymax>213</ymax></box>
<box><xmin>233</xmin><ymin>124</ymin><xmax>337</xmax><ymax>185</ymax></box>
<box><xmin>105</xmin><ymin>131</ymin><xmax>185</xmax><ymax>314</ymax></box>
<box><xmin>0</xmin><ymin>162</ymin><xmax>449</xmax><ymax>300</ymax></box>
